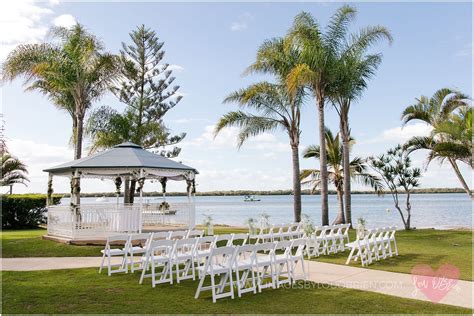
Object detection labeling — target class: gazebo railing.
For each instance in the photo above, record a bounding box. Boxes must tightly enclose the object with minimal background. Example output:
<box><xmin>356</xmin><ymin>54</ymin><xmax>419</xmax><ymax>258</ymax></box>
<box><xmin>47</xmin><ymin>202</ymin><xmax>195</xmax><ymax>239</ymax></box>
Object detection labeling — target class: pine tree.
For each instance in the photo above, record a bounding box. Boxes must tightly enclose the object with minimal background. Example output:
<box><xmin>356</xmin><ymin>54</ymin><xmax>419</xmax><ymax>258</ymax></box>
<box><xmin>88</xmin><ymin>25</ymin><xmax>185</xmax><ymax>203</ymax></box>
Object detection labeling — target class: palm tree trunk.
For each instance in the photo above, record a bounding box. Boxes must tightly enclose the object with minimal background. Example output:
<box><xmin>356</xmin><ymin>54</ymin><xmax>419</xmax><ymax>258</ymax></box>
<box><xmin>74</xmin><ymin>114</ymin><xmax>84</xmax><ymax>160</ymax></box>
<box><xmin>291</xmin><ymin>145</ymin><xmax>302</xmax><ymax>222</ymax></box>
<box><xmin>333</xmin><ymin>185</ymin><xmax>345</xmax><ymax>224</ymax></box>
<box><xmin>317</xmin><ymin>98</ymin><xmax>329</xmax><ymax>225</ymax></box>
<box><xmin>448</xmin><ymin>158</ymin><xmax>472</xmax><ymax>198</ymax></box>
<box><xmin>72</xmin><ymin>116</ymin><xmax>77</xmax><ymax>159</ymax></box>
<box><xmin>340</xmin><ymin>118</ymin><xmax>352</xmax><ymax>226</ymax></box>
<box><xmin>9</xmin><ymin>185</ymin><xmax>12</xmax><ymax>194</ymax></box>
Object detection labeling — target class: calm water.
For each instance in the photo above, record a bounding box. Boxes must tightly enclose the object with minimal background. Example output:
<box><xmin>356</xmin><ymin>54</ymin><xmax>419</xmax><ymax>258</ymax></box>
<box><xmin>63</xmin><ymin>193</ymin><xmax>473</xmax><ymax>229</ymax></box>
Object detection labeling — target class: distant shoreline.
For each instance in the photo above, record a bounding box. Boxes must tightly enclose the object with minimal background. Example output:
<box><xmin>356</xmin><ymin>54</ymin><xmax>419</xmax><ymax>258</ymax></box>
<box><xmin>49</xmin><ymin>188</ymin><xmax>468</xmax><ymax>198</ymax></box>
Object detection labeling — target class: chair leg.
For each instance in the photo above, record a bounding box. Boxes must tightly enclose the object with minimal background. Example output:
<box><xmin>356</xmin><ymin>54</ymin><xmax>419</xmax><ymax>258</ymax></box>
<box><xmin>211</xmin><ymin>274</ymin><xmax>217</xmax><ymax>303</ymax></box>
<box><xmin>99</xmin><ymin>252</ymin><xmax>106</xmax><ymax>273</ymax></box>
<box><xmin>107</xmin><ymin>254</ymin><xmax>111</xmax><ymax>276</ymax></box>
<box><xmin>195</xmin><ymin>273</ymin><xmax>206</xmax><ymax>299</ymax></box>
<box><xmin>346</xmin><ymin>247</ymin><xmax>356</xmax><ymax>265</ymax></box>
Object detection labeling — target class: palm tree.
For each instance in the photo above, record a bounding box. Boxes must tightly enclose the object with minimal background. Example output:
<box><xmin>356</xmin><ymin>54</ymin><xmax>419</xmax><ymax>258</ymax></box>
<box><xmin>402</xmin><ymin>88</ymin><xmax>472</xmax><ymax>197</ymax></box>
<box><xmin>215</xmin><ymin>82</ymin><xmax>305</xmax><ymax>222</ymax></box>
<box><xmin>301</xmin><ymin>128</ymin><xmax>382</xmax><ymax>224</ymax></box>
<box><xmin>285</xmin><ymin>5</ymin><xmax>391</xmax><ymax>225</ymax></box>
<box><xmin>1</xmin><ymin>153</ymin><xmax>29</xmax><ymax>194</ymax></box>
<box><xmin>330</xmin><ymin>48</ymin><xmax>391</xmax><ymax>227</ymax></box>
<box><xmin>243</xmin><ymin>34</ymin><xmax>304</xmax><ymax>221</ymax></box>
<box><xmin>2</xmin><ymin>24</ymin><xmax>118</xmax><ymax>159</ymax></box>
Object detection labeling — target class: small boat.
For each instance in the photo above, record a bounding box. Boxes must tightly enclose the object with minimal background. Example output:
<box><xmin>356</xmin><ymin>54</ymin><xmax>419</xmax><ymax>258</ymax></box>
<box><xmin>96</xmin><ymin>196</ymin><xmax>108</xmax><ymax>202</ymax></box>
<box><xmin>244</xmin><ymin>195</ymin><xmax>261</xmax><ymax>202</ymax></box>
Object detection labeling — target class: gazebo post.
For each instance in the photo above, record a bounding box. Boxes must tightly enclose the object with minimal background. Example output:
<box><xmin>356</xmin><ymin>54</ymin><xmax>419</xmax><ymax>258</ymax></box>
<box><xmin>139</xmin><ymin>168</ymin><xmax>144</xmax><ymax>233</ymax></box>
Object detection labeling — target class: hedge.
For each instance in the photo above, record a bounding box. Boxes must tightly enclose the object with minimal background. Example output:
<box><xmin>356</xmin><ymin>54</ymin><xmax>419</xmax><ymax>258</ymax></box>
<box><xmin>1</xmin><ymin>194</ymin><xmax>62</xmax><ymax>229</ymax></box>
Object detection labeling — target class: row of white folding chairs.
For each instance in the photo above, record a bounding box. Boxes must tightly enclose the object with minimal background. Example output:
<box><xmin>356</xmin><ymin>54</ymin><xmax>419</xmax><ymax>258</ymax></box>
<box><xmin>305</xmin><ymin>224</ymin><xmax>351</xmax><ymax>258</ymax></box>
<box><xmin>194</xmin><ymin>238</ymin><xmax>308</xmax><ymax>303</ymax></box>
<box><xmin>345</xmin><ymin>226</ymin><xmax>398</xmax><ymax>267</ymax></box>
<box><xmin>99</xmin><ymin>229</ymin><xmax>204</xmax><ymax>276</ymax></box>
<box><xmin>99</xmin><ymin>231</ymin><xmax>249</xmax><ymax>276</ymax></box>
<box><xmin>251</xmin><ymin>223</ymin><xmax>303</xmax><ymax>244</ymax></box>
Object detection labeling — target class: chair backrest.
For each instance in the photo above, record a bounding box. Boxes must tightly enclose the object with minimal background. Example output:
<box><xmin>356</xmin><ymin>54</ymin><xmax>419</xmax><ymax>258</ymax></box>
<box><xmin>341</xmin><ymin>224</ymin><xmax>351</xmax><ymax>235</ymax></box>
<box><xmin>290</xmin><ymin>238</ymin><xmax>307</xmax><ymax>257</ymax></box>
<box><xmin>149</xmin><ymin>239</ymin><xmax>175</xmax><ymax>258</ymax></box>
<box><xmin>194</xmin><ymin>236</ymin><xmax>216</xmax><ymax>252</ymax></box>
<box><xmin>207</xmin><ymin>246</ymin><xmax>236</xmax><ymax>271</ymax></box>
<box><xmin>169</xmin><ymin>230</ymin><xmax>188</xmax><ymax>240</ymax></box>
<box><xmin>254</xmin><ymin>242</ymin><xmax>276</xmax><ymax>254</ymax></box>
<box><xmin>271</xmin><ymin>225</ymin><xmax>284</xmax><ymax>235</ymax></box>
<box><xmin>274</xmin><ymin>240</ymin><xmax>291</xmax><ymax>257</ymax></box>
<box><xmin>106</xmin><ymin>234</ymin><xmax>130</xmax><ymax>249</ymax></box>
<box><xmin>174</xmin><ymin>238</ymin><xmax>196</xmax><ymax>255</ymax></box>
<box><xmin>129</xmin><ymin>233</ymin><xmax>151</xmax><ymax>248</ymax></box>
<box><xmin>231</xmin><ymin>233</ymin><xmax>248</xmax><ymax>246</ymax></box>
<box><xmin>186</xmin><ymin>229</ymin><xmax>204</xmax><ymax>238</ymax></box>
<box><xmin>215</xmin><ymin>234</ymin><xmax>234</xmax><ymax>247</ymax></box>
<box><xmin>151</xmin><ymin>231</ymin><xmax>171</xmax><ymax>240</ymax></box>
<box><xmin>232</xmin><ymin>244</ymin><xmax>256</xmax><ymax>265</ymax></box>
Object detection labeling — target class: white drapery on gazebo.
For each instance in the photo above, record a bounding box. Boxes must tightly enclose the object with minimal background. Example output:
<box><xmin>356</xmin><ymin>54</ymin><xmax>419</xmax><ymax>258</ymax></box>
<box><xmin>43</xmin><ymin>142</ymin><xmax>198</xmax><ymax>241</ymax></box>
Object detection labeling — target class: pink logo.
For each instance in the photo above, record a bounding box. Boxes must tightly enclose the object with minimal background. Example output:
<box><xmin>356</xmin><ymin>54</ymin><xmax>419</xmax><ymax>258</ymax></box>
<box><xmin>411</xmin><ymin>264</ymin><xmax>460</xmax><ymax>303</ymax></box>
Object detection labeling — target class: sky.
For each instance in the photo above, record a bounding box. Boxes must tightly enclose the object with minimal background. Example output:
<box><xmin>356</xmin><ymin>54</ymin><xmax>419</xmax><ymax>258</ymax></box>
<box><xmin>1</xmin><ymin>0</ymin><xmax>472</xmax><ymax>194</ymax></box>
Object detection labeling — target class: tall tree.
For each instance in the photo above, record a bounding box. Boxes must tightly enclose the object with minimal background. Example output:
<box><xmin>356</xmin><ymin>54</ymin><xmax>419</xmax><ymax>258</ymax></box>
<box><xmin>1</xmin><ymin>152</ymin><xmax>29</xmax><ymax>194</ymax></box>
<box><xmin>330</xmin><ymin>42</ymin><xmax>391</xmax><ymax>226</ymax></box>
<box><xmin>402</xmin><ymin>88</ymin><xmax>472</xmax><ymax>197</ymax></box>
<box><xmin>301</xmin><ymin>129</ymin><xmax>382</xmax><ymax>224</ymax></box>
<box><xmin>87</xmin><ymin>25</ymin><xmax>185</xmax><ymax>203</ymax></box>
<box><xmin>215</xmin><ymin>82</ymin><xmax>305</xmax><ymax>222</ymax></box>
<box><xmin>2</xmin><ymin>24</ymin><xmax>118</xmax><ymax>159</ymax></box>
<box><xmin>237</xmin><ymin>34</ymin><xmax>305</xmax><ymax>219</ymax></box>
<box><xmin>285</xmin><ymin>6</ymin><xmax>390</xmax><ymax>225</ymax></box>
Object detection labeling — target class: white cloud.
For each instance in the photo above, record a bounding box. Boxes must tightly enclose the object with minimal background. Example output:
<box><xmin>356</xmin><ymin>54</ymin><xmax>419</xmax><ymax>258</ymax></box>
<box><xmin>0</xmin><ymin>0</ymin><xmax>76</xmax><ymax>61</ymax></box>
<box><xmin>0</xmin><ymin>0</ymin><xmax>53</xmax><ymax>60</ymax></box>
<box><xmin>53</xmin><ymin>14</ymin><xmax>76</xmax><ymax>28</ymax></box>
<box><xmin>230</xmin><ymin>12</ymin><xmax>254</xmax><ymax>32</ymax></box>
<box><xmin>363</xmin><ymin>123</ymin><xmax>433</xmax><ymax>145</ymax></box>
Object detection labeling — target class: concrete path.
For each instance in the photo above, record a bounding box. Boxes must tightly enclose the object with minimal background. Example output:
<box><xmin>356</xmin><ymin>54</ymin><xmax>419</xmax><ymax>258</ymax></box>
<box><xmin>299</xmin><ymin>261</ymin><xmax>473</xmax><ymax>309</ymax></box>
<box><xmin>1</xmin><ymin>257</ymin><xmax>122</xmax><ymax>271</ymax></box>
<box><xmin>2</xmin><ymin>257</ymin><xmax>472</xmax><ymax>309</ymax></box>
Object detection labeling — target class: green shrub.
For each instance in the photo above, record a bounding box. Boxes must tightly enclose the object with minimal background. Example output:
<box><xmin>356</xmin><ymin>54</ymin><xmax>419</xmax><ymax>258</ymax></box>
<box><xmin>1</xmin><ymin>194</ymin><xmax>62</xmax><ymax>229</ymax></box>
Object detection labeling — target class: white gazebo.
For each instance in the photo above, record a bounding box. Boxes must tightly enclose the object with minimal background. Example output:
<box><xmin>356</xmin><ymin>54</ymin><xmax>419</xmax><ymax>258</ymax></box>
<box><xmin>43</xmin><ymin>142</ymin><xmax>198</xmax><ymax>242</ymax></box>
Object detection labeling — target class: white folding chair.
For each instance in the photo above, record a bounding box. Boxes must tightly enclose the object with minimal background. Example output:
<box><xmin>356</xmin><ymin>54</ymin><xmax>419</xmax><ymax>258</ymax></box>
<box><xmin>366</xmin><ymin>229</ymin><xmax>380</xmax><ymax>262</ymax></box>
<box><xmin>169</xmin><ymin>230</ymin><xmax>188</xmax><ymax>240</ymax></box>
<box><xmin>214</xmin><ymin>234</ymin><xmax>234</xmax><ymax>247</ymax></box>
<box><xmin>254</xmin><ymin>242</ymin><xmax>276</xmax><ymax>292</ymax></box>
<box><xmin>346</xmin><ymin>234</ymin><xmax>371</xmax><ymax>267</ymax></box>
<box><xmin>127</xmin><ymin>233</ymin><xmax>151</xmax><ymax>272</ymax></box>
<box><xmin>305</xmin><ymin>226</ymin><xmax>322</xmax><ymax>258</ymax></box>
<box><xmin>374</xmin><ymin>228</ymin><xmax>388</xmax><ymax>259</ymax></box>
<box><xmin>232</xmin><ymin>244</ymin><xmax>257</xmax><ymax>297</ymax></box>
<box><xmin>326</xmin><ymin>225</ymin><xmax>340</xmax><ymax>254</ymax></box>
<box><xmin>173</xmin><ymin>238</ymin><xmax>196</xmax><ymax>283</ymax></box>
<box><xmin>195</xmin><ymin>246</ymin><xmax>236</xmax><ymax>303</ymax></box>
<box><xmin>388</xmin><ymin>226</ymin><xmax>398</xmax><ymax>256</ymax></box>
<box><xmin>318</xmin><ymin>226</ymin><xmax>332</xmax><ymax>255</ymax></box>
<box><xmin>272</xmin><ymin>240</ymin><xmax>292</xmax><ymax>288</ymax></box>
<box><xmin>231</xmin><ymin>233</ymin><xmax>248</xmax><ymax>246</ymax></box>
<box><xmin>99</xmin><ymin>234</ymin><xmax>129</xmax><ymax>276</ymax></box>
<box><xmin>341</xmin><ymin>224</ymin><xmax>351</xmax><ymax>249</ymax></box>
<box><xmin>289</xmin><ymin>238</ymin><xmax>308</xmax><ymax>282</ymax></box>
<box><xmin>187</xmin><ymin>229</ymin><xmax>204</xmax><ymax>238</ymax></box>
<box><xmin>194</xmin><ymin>236</ymin><xmax>217</xmax><ymax>272</ymax></box>
<box><xmin>139</xmin><ymin>239</ymin><xmax>174</xmax><ymax>286</ymax></box>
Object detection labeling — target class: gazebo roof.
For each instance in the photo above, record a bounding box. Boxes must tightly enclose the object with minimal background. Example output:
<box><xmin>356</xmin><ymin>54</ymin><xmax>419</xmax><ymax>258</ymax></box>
<box><xmin>43</xmin><ymin>142</ymin><xmax>198</xmax><ymax>180</ymax></box>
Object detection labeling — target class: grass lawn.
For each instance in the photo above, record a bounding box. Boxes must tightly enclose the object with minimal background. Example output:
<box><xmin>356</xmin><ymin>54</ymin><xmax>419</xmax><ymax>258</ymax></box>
<box><xmin>314</xmin><ymin>229</ymin><xmax>473</xmax><ymax>281</ymax></box>
<box><xmin>2</xmin><ymin>268</ymin><xmax>471</xmax><ymax>314</ymax></box>
<box><xmin>2</xmin><ymin>227</ymin><xmax>472</xmax><ymax>281</ymax></box>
